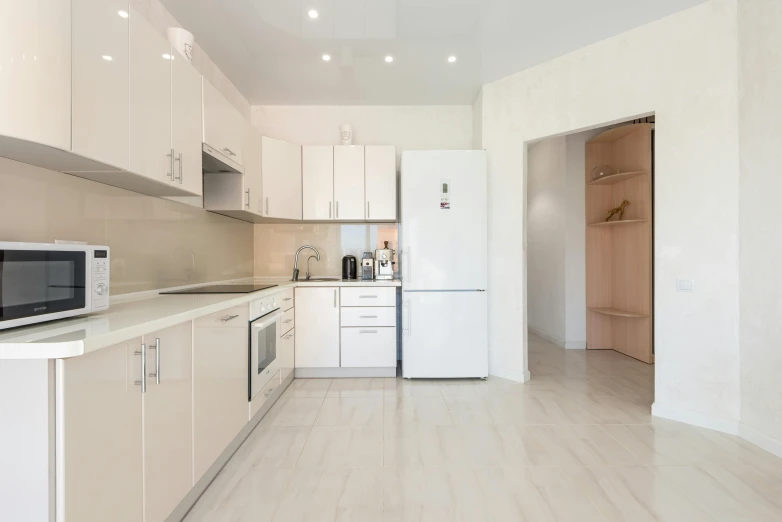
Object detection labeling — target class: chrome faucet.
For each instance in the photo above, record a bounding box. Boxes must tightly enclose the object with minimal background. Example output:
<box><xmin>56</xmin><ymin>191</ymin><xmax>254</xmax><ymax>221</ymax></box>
<box><xmin>306</xmin><ymin>256</ymin><xmax>318</xmax><ymax>280</ymax></box>
<box><xmin>292</xmin><ymin>245</ymin><xmax>320</xmax><ymax>281</ymax></box>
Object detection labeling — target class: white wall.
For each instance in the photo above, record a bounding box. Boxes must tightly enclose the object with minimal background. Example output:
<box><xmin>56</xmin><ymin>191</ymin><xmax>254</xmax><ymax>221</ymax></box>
<box><xmin>473</xmin><ymin>90</ymin><xmax>483</xmax><ymax>150</ymax></box>
<box><xmin>527</xmin><ymin>138</ymin><xmax>567</xmax><ymax>344</ymax></box>
<box><xmin>251</xmin><ymin>106</ymin><xmax>473</xmax><ymax>156</ymax></box>
<box><xmin>738</xmin><ymin>0</ymin><xmax>782</xmax><ymax>453</ymax></box>
<box><xmin>481</xmin><ymin>0</ymin><xmax>741</xmax><ymax>425</ymax></box>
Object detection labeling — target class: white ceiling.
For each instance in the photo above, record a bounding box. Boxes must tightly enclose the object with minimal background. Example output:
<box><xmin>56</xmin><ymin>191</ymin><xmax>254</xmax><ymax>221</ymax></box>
<box><xmin>161</xmin><ymin>0</ymin><xmax>705</xmax><ymax>105</ymax></box>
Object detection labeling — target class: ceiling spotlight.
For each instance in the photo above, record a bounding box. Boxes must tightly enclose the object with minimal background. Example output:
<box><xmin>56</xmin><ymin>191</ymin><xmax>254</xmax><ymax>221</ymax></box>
<box><xmin>308</xmin><ymin>9</ymin><xmax>319</xmax><ymax>19</ymax></box>
<box><xmin>322</xmin><ymin>54</ymin><xmax>331</xmax><ymax>62</ymax></box>
<box><xmin>102</xmin><ymin>55</ymin><xmax>113</xmax><ymax>61</ymax></box>
<box><xmin>162</xmin><ymin>54</ymin><xmax>172</xmax><ymax>60</ymax></box>
<box><xmin>384</xmin><ymin>55</ymin><xmax>394</xmax><ymax>63</ymax></box>
<box><xmin>118</xmin><ymin>10</ymin><xmax>129</xmax><ymax>18</ymax></box>
<box><xmin>448</xmin><ymin>55</ymin><xmax>457</xmax><ymax>63</ymax></box>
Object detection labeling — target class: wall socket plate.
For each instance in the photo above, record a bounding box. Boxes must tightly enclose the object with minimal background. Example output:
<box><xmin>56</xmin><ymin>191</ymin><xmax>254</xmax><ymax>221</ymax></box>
<box><xmin>676</xmin><ymin>279</ymin><xmax>695</xmax><ymax>292</ymax></box>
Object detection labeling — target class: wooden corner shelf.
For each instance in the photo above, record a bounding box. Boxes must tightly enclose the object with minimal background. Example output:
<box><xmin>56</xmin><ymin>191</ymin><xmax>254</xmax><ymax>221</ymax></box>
<box><xmin>587</xmin><ymin>219</ymin><xmax>646</xmax><ymax>228</ymax></box>
<box><xmin>588</xmin><ymin>307</ymin><xmax>648</xmax><ymax>318</ymax></box>
<box><xmin>588</xmin><ymin>171</ymin><xmax>648</xmax><ymax>186</ymax></box>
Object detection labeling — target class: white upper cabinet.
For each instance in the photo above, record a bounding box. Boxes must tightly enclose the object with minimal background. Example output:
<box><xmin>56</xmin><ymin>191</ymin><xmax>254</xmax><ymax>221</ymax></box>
<box><xmin>171</xmin><ymin>45</ymin><xmax>204</xmax><ymax>196</ymax></box>
<box><xmin>0</xmin><ymin>0</ymin><xmax>72</xmax><ymax>151</ymax></box>
<box><xmin>262</xmin><ymin>137</ymin><xmax>302</xmax><ymax>220</ymax></box>
<box><xmin>334</xmin><ymin>145</ymin><xmax>365</xmax><ymax>220</ymax></box>
<box><xmin>129</xmin><ymin>10</ymin><xmax>171</xmax><ymax>186</ymax></box>
<box><xmin>203</xmin><ymin>79</ymin><xmax>245</xmax><ymax>168</ymax></box>
<box><xmin>242</xmin><ymin>124</ymin><xmax>265</xmax><ymax>215</ymax></box>
<box><xmin>365</xmin><ymin>146</ymin><xmax>397</xmax><ymax>220</ymax></box>
<box><xmin>71</xmin><ymin>0</ymin><xmax>130</xmax><ymax>170</ymax></box>
<box><xmin>302</xmin><ymin>146</ymin><xmax>334</xmax><ymax>220</ymax></box>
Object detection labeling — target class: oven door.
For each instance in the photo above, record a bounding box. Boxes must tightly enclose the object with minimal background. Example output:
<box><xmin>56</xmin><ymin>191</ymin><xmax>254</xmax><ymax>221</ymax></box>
<box><xmin>0</xmin><ymin>248</ymin><xmax>88</xmax><ymax>329</ymax></box>
<box><xmin>249</xmin><ymin>309</ymin><xmax>282</xmax><ymax>401</ymax></box>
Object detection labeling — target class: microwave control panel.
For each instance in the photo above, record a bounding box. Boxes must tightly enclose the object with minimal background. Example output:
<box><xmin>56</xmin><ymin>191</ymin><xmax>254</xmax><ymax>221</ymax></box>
<box><xmin>91</xmin><ymin>248</ymin><xmax>110</xmax><ymax>310</ymax></box>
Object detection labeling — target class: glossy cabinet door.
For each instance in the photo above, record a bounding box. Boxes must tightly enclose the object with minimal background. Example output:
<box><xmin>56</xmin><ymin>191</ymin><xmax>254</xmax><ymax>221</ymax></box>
<box><xmin>71</xmin><ymin>0</ymin><xmax>129</xmax><ymax>170</ymax></box>
<box><xmin>171</xmin><ymin>50</ymin><xmax>204</xmax><ymax>196</ymax></box>
<box><xmin>242</xmin><ymin>124</ymin><xmax>265</xmax><ymax>215</ymax></box>
<box><xmin>334</xmin><ymin>145</ymin><xmax>365</xmax><ymax>220</ymax></box>
<box><xmin>262</xmin><ymin>137</ymin><xmax>303</xmax><ymax>220</ymax></box>
<box><xmin>193</xmin><ymin>307</ymin><xmax>249</xmax><ymax>482</ymax></box>
<box><xmin>341</xmin><ymin>327</ymin><xmax>397</xmax><ymax>367</ymax></box>
<box><xmin>0</xmin><ymin>0</ymin><xmax>71</xmax><ymax>150</ymax></box>
<box><xmin>295</xmin><ymin>287</ymin><xmax>340</xmax><ymax>368</ymax></box>
<box><xmin>142</xmin><ymin>322</ymin><xmax>193</xmax><ymax>522</ymax></box>
<box><xmin>56</xmin><ymin>338</ymin><xmax>143</xmax><ymax>522</ymax></box>
<box><xmin>302</xmin><ymin>146</ymin><xmax>334</xmax><ymax>220</ymax></box>
<box><xmin>279</xmin><ymin>330</ymin><xmax>295</xmax><ymax>381</ymax></box>
<box><xmin>202</xmin><ymin>78</ymin><xmax>244</xmax><ymax>166</ymax></box>
<box><xmin>365</xmin><ymin>145</ymin><xmax>397</xmax><ymax>220</ymax></box>
<box><xmin>128</xmin><ymin>9</ymin><xmax>172</xmax><ymax>186</ymax></box>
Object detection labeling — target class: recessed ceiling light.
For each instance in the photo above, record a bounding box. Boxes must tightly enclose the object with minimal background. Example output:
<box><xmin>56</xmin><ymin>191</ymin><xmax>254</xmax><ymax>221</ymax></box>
<box><xmin>384</xmin><ymin>55</ymin><xmax>394</xmax><ymax>63</ymax></box>
<box><xmin>448</xmin><ymin>55</ymin><xmax>457</xmax><ymax>63</ymax></box>
<box><xmin>322</xmin><ymin>54</ymin><xmax>331</xmax><ymax>62</ymax></box>
<box><xmin>162</xmin><ymin>54</ymin><xmax>172</xmax><ymax>60</ymax></box>
<box><xmin>118</xmin><ymin>10</ymin><xmax>129</xmax><ymax>18</ymax></box>
<box><xmin>308</xmin><ymin>9</ymin><xmax>319</xmax><ymax>19</ymax></box>
<box><xmin>102</xmin><ymin>55</ymin><xmax>113</xmax><ymax>61</ymax></box>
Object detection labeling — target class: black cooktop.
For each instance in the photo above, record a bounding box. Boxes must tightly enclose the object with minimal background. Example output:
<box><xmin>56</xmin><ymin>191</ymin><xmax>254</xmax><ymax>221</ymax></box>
<box><xmin>160</xmin><ymin>284</ymin><xmax>278</xmax><ymax>295</ymax></box>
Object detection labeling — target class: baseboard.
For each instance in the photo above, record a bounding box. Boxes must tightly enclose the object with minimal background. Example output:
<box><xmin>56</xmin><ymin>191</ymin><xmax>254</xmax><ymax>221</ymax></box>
<box><xmin>564</xmin><ymin>340</ymin><xmax>586</xmax><ymax>350</ymax></box>
<box><xmin>295</xmin><ymin>367</ymin><xmax>397</xmax><ymax>378</ymax></box>
<box><xmin>528</xmin><ymin>326</ymin><xmax>566</xmax><ymax>348</ymax></box>
<box><xmin>651</xmin><ymin>402</ymin><xmax>739</xmax><ymax>435</ymax></box>
<box><xmin>739</xmin><ymin>423</ymin><xmax>782</xmax><ymax>459</ymax></box>
<box><xmin>489</xmin><ymin>367</ymin><xmax>530</xmax><ymax>383</ymax></box>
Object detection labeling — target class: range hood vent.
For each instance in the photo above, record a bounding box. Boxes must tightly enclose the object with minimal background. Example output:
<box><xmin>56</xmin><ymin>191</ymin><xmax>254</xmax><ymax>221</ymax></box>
<box><xmin>202</xmin><ymin>143</ymin><xmax>243</xmax><ymax>174</ymax></box>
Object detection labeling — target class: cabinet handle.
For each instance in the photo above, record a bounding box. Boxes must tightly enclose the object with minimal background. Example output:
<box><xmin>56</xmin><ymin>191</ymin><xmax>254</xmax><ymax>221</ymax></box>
<box><xmin>245</xmin><ymin>188</ymin><xmax>251</xmax><ymax>209</ymax></box>
<box><xmin>359</xmin><ymin>330</ymin><xmax>378</xmax><ymax>334</ymax></box>
<box><xmin>282</xmin><ymin>297</ymin><xmax>292</xmax><ymax>302</ymax></box>
<box><xmin>284</xmin><ymin>334</ymin><xmax>293</xmax><ymax>340</ymax></box>
<box><xmin>283</xmin><ymin>319</ymin><xmax>293</xmax><ymax>324</ymax></box>
<box><xmin>265</xmin><ymin>197</ymin><xmax>269</xmax><ymax>215</ymax></box>
<box><xmin>178</xmin><ymin>152</ymin><xmax>183</xmax><ymax>184</ymax></box>
<box><xmin>134</xmin><ymin>343</ymin><xmax>147</xmax><ymax>393</ymax></box>
<box><xmin>222</xmin><ymin>147</ymin><xmax>236</xmax><ymax>157</ymax></box>
<box><xmin>334</xmin><ymin>289</ymin><xmax>337</xmax><ymax>308</ymax></box>
<box><xmin>148</xmin><ymin>338</ymin><xmax>161</xmax><ymax>384</ymax></box>
<box><xmin>359</xmin><ymin>295</ymin><xmax>378</xmax><ymax>299</ymax></box>
<box><xmin>367</xmin><ymin>201</ymin><xmax>370</xmax><ymax>219</ymax></box>
<box><xmin>221</xmin><ymin>314</ymin><xmax>240</xmax><ymax>323</ymax></box>
<box><xmin>329</xmin><ymin>201</ymin><xmax>332</xmax><ymax>219</ymax></box>
<box><xmin>336</xmin><ymin>201</ymin><xmax>339</xmax><ymax>218</ymax></box>
<box><xmin>167</xmin><ymin>149</ymin><xmax>174</xmax><ymax>180</ymax></box>
<box><xmin>359</xmin><ymin>315</ymin><xmax>378</xmax><ymax>319</ymax></box>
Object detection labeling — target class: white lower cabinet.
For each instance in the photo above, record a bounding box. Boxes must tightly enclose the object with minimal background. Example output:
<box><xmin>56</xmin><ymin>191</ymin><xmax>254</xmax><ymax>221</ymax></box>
<box><xmin>142</xmin><ymin>322</ymin><xmax>193</xmax><ymax>522</ymax></box>
<box><xmin>56</xmin><ymin>338</ymin><xmax>143</xmax><ymax>522</ymax></box>
<box><xmin>193</xmin><ymin>306</ymin><xmax>249</xmax><ymax>482</ymax></box>
<box><xmin>295</xmin><ymin>287</ymin><xmax>340</xmax><ymax>368</ymax></box>
<box><xmin>341</xmin><ymin>327</ymin><xmax>397</xmax><ymax>367</ymax></box>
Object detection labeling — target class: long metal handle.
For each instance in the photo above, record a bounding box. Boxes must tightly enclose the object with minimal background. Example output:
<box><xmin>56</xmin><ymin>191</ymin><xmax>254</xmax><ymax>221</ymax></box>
<box><xmin>265</xmin><ymin>197</ymin><xmax>269</xmax><ymax>215</ymax></box>
<box><xmin>178</xmin><ymin>152</ymin><xmax>183</xmax><ymax>184</ymax></box>
<box><xmin>282</xmin><ymin>297</ymin><xmax>292</xmax><ymax>302</ymax></box>
<box><xmin>359</xmin><ymin>330</ymin><xmax>378</xmax><ymax>334</ymax></box>
<box><xmin>334</xmin><ymin>289</ymin><xmax>337</xmax><ymax>308</ymax></box>
<box><xmin>167</xmin><ymin>149</ymin><xmax>174</xmax><ymax>180</ymax></box>
<box><xmin>148</xmin><ymin>338</ymin><xmax>160</xmax><ymax>384</ymax></box>
<box><xmin>359</xmin><ymin>315</ymin><xmax>378</xmax><ymax>319</ymax></box>
<box><xmin>134</xmin><ymin>344</ymin><xmax>147</xmax><ymax>393</ymax></box>
<box><xmin>359</xmin><ymin>295</ymin><xmax>378</xmax><ymax>299</ymax></box>
<box><xmin>336</xmin><ymin>201</ymin><xmax>339</xmax><ymax>218</ymax></box>
<box><xmin>245</xmin><ymin>188</ymin><xmax>251</xmax><ymax>209</ymax></box>
<box><xmin>367</xmin><ymin>201</ymin><xmax>370</xmax><ymax>219</ymax></box>
<box><xmin>221</xmin><ymin>314</ymin><xmax>240</xmax><ymax>323</ymax></box>
<box><xmin>329</xmin><ymin>201</ymin><xmax>332</xmax><ymax>219</ymax></box>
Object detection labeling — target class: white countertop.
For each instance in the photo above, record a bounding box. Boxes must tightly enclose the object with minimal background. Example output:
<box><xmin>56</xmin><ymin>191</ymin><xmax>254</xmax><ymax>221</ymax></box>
<box><xmin>0</xmin><ymin>278</ymin><xmax>401</xmax><ymax>360</ymax></box>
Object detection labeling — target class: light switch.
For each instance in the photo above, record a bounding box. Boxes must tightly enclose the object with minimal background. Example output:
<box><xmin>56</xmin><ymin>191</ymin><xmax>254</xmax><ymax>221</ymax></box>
<box><xmin>677</xmin><ymin>279</ymin><xmax>694</xmax><ymax>292</ymax></box>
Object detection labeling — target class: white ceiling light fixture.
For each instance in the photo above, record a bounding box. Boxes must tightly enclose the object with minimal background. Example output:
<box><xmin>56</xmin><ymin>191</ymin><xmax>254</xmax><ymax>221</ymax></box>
<box><xmin>384</xmin><ymin>55</ymin><xmax>394</xmax><ymax>63</ymax></box>
<box><xmin>448</xmin><ymin>55</ymin><xmax>457</xmax><ymax>63</ymax></box>
<box><xmin>102</xmin><ymin>55</ymin><xmax>113</xmax><ymax>61</ymax></box>
<box><xmin>322</xmin><ymin>54</ymin><xmax>331</xmax><ymax>62</ymax></box>
<box><xmin>118</xmin><ymin>10</ymin><xmax>129</xmax><ymax>18</ymax></box>
<box><xmin>162</xmin><ymin>54</ymin><xmax>173</xmax><ymax>60</ymax></box>
<box><xmin>308</xmin><ymin>9</ymin><xmax>319</xmax><ymax>19</ymax></box>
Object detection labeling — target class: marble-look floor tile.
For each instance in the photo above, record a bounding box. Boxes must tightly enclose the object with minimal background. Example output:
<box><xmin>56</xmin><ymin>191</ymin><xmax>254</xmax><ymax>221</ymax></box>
<box><xmin>384</xmin><ymin>397</ymin><xmax>453</xmax><ymax>425</ymax></box>
<box><xmin>327</xmin><ymin>378</ymin><xmax>386</xmax><ymax>398</ymax></box>
<box><xmin>296</xmin><ymin>426</ymin><xmax>383</xmax><ymax>468</ymax></box>
<box><xmin>285</xmin><ymin>378</ymin><xmax>333</xmax><ymax>398</ymax></box>
<box><xmin>383</xmin><ymin>423</ymin><xmax>471</xmax><ymax>468</ymax></box>
<box><xmin>265</xmin><ymin>397</ymin><xmax>324</xmax><ymax>427</ymax></box>
<box><xmin>315</xmin><ymin>398</ymin><xmax>384</xmax><ymax>426</ymax></box>
<box><xmin>474</xmin><ymin>467</ymin><xmax>558</xmax><ymax>522</ymax></box>
<box><xmin>442</xmin><ymin>396</ymin><xmax>494</xmax><ymax>425</ymax></box>
<box><xmin>230</xmin><ymin>426</ymin><xmax>311</xmax><ymax>470</ymax></box>
<box><xmin>383</xmin><ymin>378</ymin><xmax>443</xmax><ymax>398</ymax></box>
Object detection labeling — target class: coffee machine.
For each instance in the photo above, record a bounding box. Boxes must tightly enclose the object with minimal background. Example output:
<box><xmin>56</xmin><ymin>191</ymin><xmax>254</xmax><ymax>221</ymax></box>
<box><xmin>374</xmin><ymin>241</ymin><xmax>395</xmax><ymax>280</ymax></box>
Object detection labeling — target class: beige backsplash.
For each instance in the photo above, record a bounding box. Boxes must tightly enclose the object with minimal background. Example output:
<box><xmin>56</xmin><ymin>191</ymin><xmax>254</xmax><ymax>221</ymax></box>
<box><xmin>0</xmin><ymin>158</ymin><xmax>254</xmax><ymax>294</ymax></box>
<box><xmin>254</xmin><ymin>223</ymin><xmax>399</xmax><ymax>278</ymax></box>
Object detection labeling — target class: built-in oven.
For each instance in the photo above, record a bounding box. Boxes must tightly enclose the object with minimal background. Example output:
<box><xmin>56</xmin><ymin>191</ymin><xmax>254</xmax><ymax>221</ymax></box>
<box><xmin>0</xmin><ymin>242</ymin><xmax>110</xmax><ymax>330</ymax></box>
<box><xmin>249</xmin><ymin>294</ymin><xmax>281</xmax><ymax>401</ymax></box>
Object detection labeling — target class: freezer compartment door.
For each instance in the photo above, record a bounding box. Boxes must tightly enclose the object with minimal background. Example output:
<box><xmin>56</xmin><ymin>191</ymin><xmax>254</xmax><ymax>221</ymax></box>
<box><xmin>402</xmin><ymin>291</ymin><xmax>488</xmax><ymax>378</ymax></box>
<box><xmin>400</xmin><ymin>151</ymin><xmax>487</xmax><ymax>291</ymax></box>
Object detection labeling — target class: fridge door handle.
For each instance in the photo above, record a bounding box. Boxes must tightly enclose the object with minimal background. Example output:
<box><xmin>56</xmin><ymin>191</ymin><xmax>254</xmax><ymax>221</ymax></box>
<box><xmin>405</xmin><ymin>246</ymin><xmax>411</xmax><ymax>285</ymax></box>
<box><xmin>402</xmin><ymin>300</ymin><xmax>411</xmax><ymax>336</ymax></box>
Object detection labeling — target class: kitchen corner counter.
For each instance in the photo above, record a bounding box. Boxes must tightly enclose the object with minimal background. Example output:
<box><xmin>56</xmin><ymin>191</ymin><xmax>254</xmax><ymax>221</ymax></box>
<box><xmin>0</xmin><ymin>279</ymin><xmax>401</xmax><ymax>360</ymax></box>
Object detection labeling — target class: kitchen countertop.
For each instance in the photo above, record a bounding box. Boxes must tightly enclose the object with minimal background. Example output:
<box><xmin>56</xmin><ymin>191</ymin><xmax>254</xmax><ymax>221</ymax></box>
<box><xmin>0</xmin><ymin>278</ymin><xmax>401</xmax><ymax>360</ymax></box>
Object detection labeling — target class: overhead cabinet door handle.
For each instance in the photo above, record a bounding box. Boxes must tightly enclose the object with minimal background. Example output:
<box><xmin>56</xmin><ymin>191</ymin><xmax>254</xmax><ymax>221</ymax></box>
<box><xmin>245</xmin><ymin>188</ymin><xmax>251</xmax><ymax>209</ymax></box>
<box><xmin>134</xmin><ymin>344</ymin><xmax>147</xmax><ymax>393</ymax></box>
<box><xmin>167</xmin><ymin>149</ymin><xmax>174</xmax><ymax>180</ymax></box>
<box><xmin>148</xmin><ymin>338</ymin><xmax>160</xmax><ymax>384</ymax></box>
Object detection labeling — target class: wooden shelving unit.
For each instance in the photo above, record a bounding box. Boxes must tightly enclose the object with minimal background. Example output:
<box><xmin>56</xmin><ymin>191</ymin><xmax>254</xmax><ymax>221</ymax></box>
<box><xmin>585</xmin><ymin>123</ymin><xmax>653</xmax><ymax>364</ymax></box>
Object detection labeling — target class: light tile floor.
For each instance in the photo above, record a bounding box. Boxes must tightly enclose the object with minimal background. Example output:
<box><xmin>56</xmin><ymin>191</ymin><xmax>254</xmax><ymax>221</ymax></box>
<box><xmin>184</xmin><ymin>334</ymin><xmax>782</xmax><ymax>521</ymax></box>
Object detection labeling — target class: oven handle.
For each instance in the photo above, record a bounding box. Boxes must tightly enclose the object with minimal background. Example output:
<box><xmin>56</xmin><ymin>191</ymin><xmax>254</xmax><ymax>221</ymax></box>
<box><xmin>252</xmin><ymin>310</ymin><xmax>283</xmax><ymax>330</ymax></box>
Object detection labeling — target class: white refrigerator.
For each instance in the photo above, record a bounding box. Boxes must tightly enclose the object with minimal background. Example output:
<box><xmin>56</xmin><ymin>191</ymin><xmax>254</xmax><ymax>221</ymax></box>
<box><xmin>400</xmin><ymin>150</ymin><xmax>488</xmax><ymax>378</ymax></box>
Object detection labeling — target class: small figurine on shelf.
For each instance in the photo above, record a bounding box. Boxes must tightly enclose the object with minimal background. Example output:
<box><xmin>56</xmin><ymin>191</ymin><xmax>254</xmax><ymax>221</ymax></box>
<box><xmin>605</xmin><ymin>200</ymin><xmax>630</xmax><ymax>222</ymax></box>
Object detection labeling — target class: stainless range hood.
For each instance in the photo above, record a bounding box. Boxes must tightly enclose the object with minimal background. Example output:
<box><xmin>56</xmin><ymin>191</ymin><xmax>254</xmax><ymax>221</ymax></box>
<box><xmin>202</xmin><ymin>143</ymin><xmax>243</xmax><ymax>174</ymax></box>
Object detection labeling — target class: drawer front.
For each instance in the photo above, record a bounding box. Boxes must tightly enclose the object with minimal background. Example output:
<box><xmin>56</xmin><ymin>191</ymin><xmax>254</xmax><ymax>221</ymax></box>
<box><xmin>278</xmin><ymin>288</ymin><xmax>294</xmax><ymax>311</ymax></box>
<box><xmin>340</xmin><ymin>287</ymin><xmax>396</xmax><ymax>307</ymax></box>
<box><xmin>280</xmin><ymin>308</ymin><xmax>295</xmax><ymax>336</ymax></box>
<box><xmin>250</xmin><ymin>370</ymin><xmax>281</xmax><ymax>419</ymax></box>
<box><xmin>341</xmin><ymin>307</ymin><xmax>396</xmax><ymax>327</ymax></box>
<box><xmin>194</xmin><ymin>305</ymin><xmax>249</xmax><ymax>329</ymax></box>
<box><xmin>341</xmin><ymin>327</ymin><xmax>397</xmax><ymax>368</ymax></box>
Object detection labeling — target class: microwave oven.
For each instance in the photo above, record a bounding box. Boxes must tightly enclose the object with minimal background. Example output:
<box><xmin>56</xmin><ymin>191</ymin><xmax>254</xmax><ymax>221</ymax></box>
<box><xmin>0</xmin><ymin>242</ymin><xmax>110</xmax><ymax>330</ymax></box>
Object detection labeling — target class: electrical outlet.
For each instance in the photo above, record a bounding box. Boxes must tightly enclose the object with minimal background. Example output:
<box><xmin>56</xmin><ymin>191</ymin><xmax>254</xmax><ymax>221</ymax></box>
<box><xmin>676</xmin><ymin>279</ymin><xmax>694</xmax><ymax>292</ymax></box>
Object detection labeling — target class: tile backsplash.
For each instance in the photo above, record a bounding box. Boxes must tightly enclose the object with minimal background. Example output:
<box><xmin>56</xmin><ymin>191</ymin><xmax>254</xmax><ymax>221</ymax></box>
<box><xmin>0</xmin><ymin>158</ymin><xmax>254</xmax><ymax>295</ymax></box>
<box><xmin>254</xmin><ymin>223</ymin><xmax>399</xmax><ymax>278</ymax></box>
